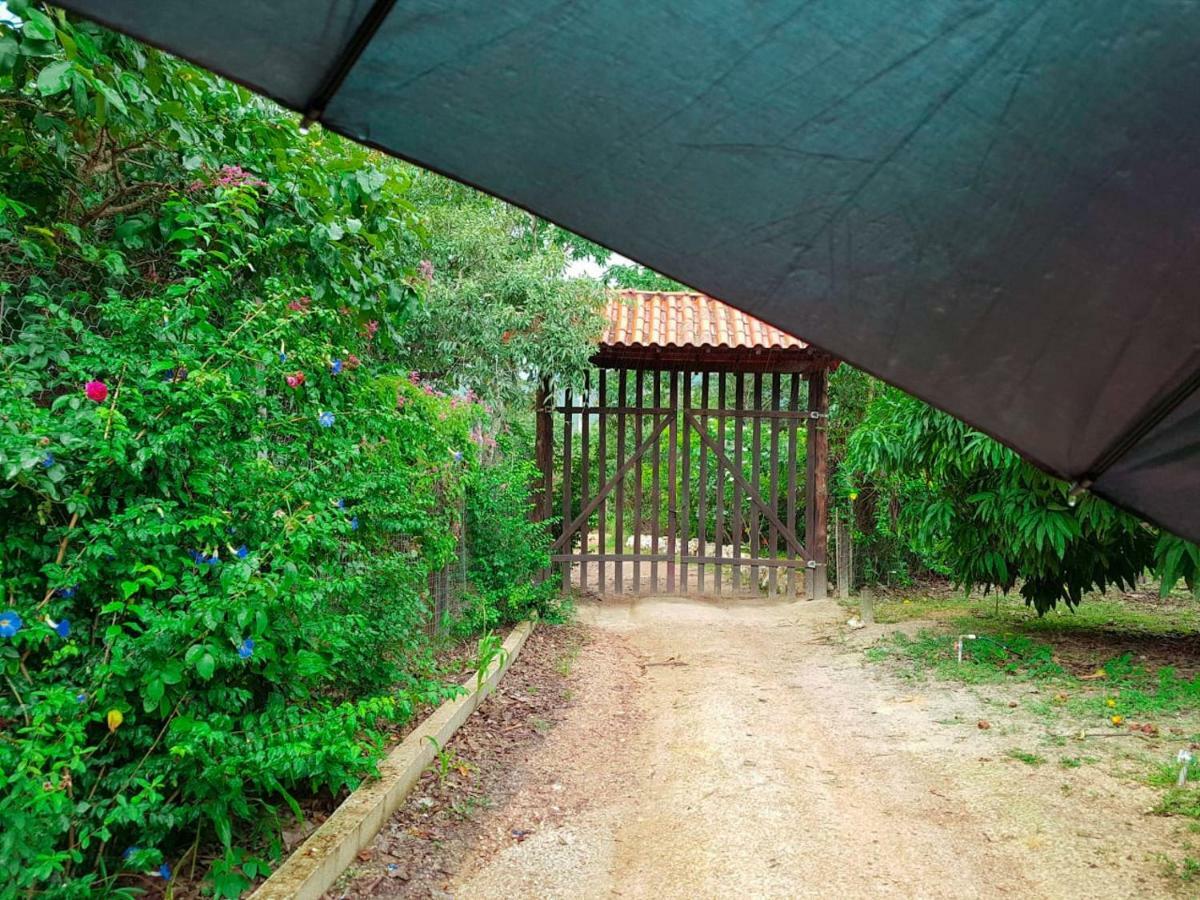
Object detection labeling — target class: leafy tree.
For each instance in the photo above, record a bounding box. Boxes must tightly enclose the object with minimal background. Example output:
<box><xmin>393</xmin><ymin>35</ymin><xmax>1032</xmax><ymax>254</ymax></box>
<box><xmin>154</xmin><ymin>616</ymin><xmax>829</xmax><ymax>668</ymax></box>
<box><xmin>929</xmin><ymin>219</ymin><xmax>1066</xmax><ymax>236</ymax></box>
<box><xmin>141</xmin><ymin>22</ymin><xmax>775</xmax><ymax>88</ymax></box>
<box><xmin>604</xmin><ymin>261</ymin><xmax>687</xmax><ymax>292</ymax></box>
<box><xmin>844</xmin><ymin>386</ymin><xmax>1200</xmax><ymax>612</ymax></box>
<box><xmin>399</xmin><ymin>176</ymin><xmax>605</xmax><ymax>407</ymax></box>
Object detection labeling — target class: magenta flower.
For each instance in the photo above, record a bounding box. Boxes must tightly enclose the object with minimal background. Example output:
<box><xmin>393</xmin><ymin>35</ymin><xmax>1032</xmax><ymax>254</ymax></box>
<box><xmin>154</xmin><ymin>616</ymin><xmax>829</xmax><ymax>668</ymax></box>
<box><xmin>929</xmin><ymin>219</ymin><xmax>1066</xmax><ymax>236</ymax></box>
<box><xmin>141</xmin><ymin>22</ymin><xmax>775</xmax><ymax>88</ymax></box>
<box><xmin>84</xmin><ymin>381</ymin><xmax>108</xmax><ymax>403</ymax></box>
<box><xmin>285</xmin><ymin>372</ymin><xmax>306</xmax><ymax>389</ymax></box>
<box><xmin>419</xmin><ymin>259</ymin><xmax>435</xmax><ymax>281</ymax></box>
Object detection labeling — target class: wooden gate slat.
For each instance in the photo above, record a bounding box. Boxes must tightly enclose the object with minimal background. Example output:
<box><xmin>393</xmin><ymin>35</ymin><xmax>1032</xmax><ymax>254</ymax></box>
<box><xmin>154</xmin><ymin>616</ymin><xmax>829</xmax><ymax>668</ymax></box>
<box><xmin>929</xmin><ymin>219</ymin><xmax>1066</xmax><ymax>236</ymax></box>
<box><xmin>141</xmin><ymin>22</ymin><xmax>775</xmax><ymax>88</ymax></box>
<box><xmin>786</xmin><ymin>375</ymin><xmax>800</xmax><ymax>596</ymax></box>
<box><xmin>632</xmin><ymin>369</ymin><xmax>644</xmax><ymax>594</ymax></box>
<box><xmin>579</xmin><ymin>372</ymin><xmax>590</xmax><ymax>590</ymax></box>
<box><xmin>749</xmin><ymin>372</ymin><xmax>763</xmax><ymax>592</ymax></box>
<box><xmin>596</xmin><ymin>371</ymin><xmax>606</xmax><ymax>593</ymax></box>
<box><xmin>667</xmin><ymin>370</ymin><xmax>679</xmax><ymax>593</ymax></box>
<box><xmin>680</xmin><ymin>369</ymin><xmax>691</xmax><ymax>593</ymax></box>
<box><xmin>696</xmin><ymin>372</ymin><xmax>710</xmax><ymax>594</ymax></box>
<box><xmin>650</xmin><ymin>371</ymin><xmax>662</xmax><ymax>592</ymax></box>
<box><xmin>561</xmin><ymin>386</ymin><xmax>573</xmax><ymax>591</ymax></box>
<box><xmin>614</xmin><ymin>370</ymin><xmax>627</xmax><ymax>594</ymax></box>
<box><xmin>767</xmin><ymin>373</ymin><xmax>782</xmax><ymax>594</ymax></box>
<box><xmin>714</xmin><ymin>372</ymin><xmax>726</xmax><ymax>596</ymax></box>
<box><xmin>732</xmin><ymin>372</ymin><xmax>745</xmax><ymax>591</ymax></box>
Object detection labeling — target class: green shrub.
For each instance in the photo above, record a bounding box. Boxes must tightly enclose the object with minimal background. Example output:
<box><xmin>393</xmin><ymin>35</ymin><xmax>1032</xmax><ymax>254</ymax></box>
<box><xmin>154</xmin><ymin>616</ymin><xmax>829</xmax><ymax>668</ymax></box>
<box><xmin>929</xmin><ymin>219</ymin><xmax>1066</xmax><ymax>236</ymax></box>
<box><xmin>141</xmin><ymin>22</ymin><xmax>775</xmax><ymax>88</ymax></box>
<box><xmin>0</xmin><ymin>7</ymin><xmax>556</xmax><ymax>894</ymax></box>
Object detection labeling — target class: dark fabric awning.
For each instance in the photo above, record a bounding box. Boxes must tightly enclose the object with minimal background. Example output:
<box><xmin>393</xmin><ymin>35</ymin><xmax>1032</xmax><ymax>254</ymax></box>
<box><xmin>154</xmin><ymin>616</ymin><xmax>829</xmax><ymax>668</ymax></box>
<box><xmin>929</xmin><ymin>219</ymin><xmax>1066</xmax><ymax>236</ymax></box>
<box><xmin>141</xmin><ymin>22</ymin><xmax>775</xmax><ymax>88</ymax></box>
<box><xmin>54</xmin><ymin>1</ymin><xmax>1200</xmax><ymax>541</ymax></box>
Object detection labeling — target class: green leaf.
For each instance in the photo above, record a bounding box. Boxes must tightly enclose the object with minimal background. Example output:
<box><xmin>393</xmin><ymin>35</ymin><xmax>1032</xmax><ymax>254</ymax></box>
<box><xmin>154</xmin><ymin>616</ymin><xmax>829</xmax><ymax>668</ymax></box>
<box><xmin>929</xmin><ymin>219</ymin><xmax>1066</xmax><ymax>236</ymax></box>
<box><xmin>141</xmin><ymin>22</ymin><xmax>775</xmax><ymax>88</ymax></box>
<box><xmin>35</xmin><ymin>60</ymin><xmax>72</xmax><ymax>95</ymax></box>
<box><xmin>21</xmin><ymin>9</ymin><xmax>57</xmax><ymax>41</ymax></box>
<box><xmin>196</xmin><ymin>652</ymin><xmax>216</xmax><ymax>681</ymax></box>
<box><xmin>93</xmin><ymin>79</ymin><xmax>127</xmax><ymax>115</ymax></box>
<box><xmin>0</xmin><ymin>34</ymin><xmax>19</xmax><ymax>74</ymax></box>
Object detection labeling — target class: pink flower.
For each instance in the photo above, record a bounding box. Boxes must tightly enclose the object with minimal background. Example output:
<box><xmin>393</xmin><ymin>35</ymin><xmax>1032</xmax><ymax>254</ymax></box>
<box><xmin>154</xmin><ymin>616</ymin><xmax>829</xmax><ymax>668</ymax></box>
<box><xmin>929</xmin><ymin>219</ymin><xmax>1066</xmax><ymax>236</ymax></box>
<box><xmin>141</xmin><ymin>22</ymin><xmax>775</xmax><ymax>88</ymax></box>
<box><xmin>84</xmin><ymin>381</ymin><xmax>108</xmax><ymax>403</ymax></box>
<box><xmin>346</xmin><ymin>355</ymin><xmax>361</xmax><ymax>369</ymax></box>
<box><xmin>419</xmin><ymin>259</ymin><xmax>435</xmax><ymax>282</ymax></box>
<box><xmin>364</xmin><ymin>320</ymin><xmax>379</xmax><ymax>340</ymax></box>
<box><xmin>214</xmin><ymin>165</ymin><xmax>267</xmax><ymax>189</ymax></box>
<box><xmin>287</xmin><ymin>296</ymin><xmax>311</xmax><ymax>312</ymax></box>
<box><xmin>285</xmin><ymin>371</ymin><xmax>306</xmax><ymax>389</ymax></box>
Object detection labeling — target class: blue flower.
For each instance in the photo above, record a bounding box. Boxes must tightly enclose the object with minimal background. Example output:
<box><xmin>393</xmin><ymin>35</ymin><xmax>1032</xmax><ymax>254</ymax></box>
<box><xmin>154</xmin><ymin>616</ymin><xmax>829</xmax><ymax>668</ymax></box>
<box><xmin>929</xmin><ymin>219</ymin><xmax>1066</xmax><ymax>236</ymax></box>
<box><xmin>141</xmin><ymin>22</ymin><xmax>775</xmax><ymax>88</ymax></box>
<box><xmin>336</xmin><ymin>498</ymin><xmax>346</xmax><ymax>508</ymax></box>
<box><xmin>188</xmin><ymin>549</ymin><xmax>205</xmax><ymax>564</ymax></box>
<box><xmin>238</xmin><ymin>638</ymin><xmax>255</xmax><ymax>659</ymax></box>
<box><xmin>235</xmin><ymin>545</ymin><xmax>249</xmax><ymax>559</ymax></box>
<box><xmin>318</xmin><ymin>411</ymin><xmax>335</xmax><ymax>428</ymax></box>
<box><xmin>57</xmin><ymin>585</ymin><xmax>77</xmax><ymax>599</ymax></box>
<box><xmin>0</xmin><ymin>611</ymin><xmax>22</xmax><ymax>639</ymax></box>
<box><xmin>349</xmin><ymin>516</ymin><xmax>359</xmax><ymax>531</ymax></box>
<box><xmin>76</xmin><ymin>692</ymin><xmax>87</xmax><ymax>704</ymax></box>
<box><xmin>279</xmin><ymin>351</ymin><xmax>287</xmax><ymax>363</ymax></box>
<box><xmin>331</xmin><ymin>358</ymin><xmax>343</xmax><ymax>375</ymax></box>
<box><xmin>122</xmin><ymin>846</ymin><xmax>140</xmax><ymax>862</ymax></box>
<box><xmin>40</xmin><ymin>452</ymin><xmax>55</xmax><ymax>468</ymax></box>
<box><xmin>159</xmin><ymin>863</ymin><xmax>171</xmax><ymax>880</ymax></box>
<box><xmin>207</xmin><ymin>553</ymin><xmax>221</xmax><ymax>566</ymax></box>
<box><xmin>52</xmin><ymin>618</ymin><xmax>70</xmax><ymax>639</ymax></box>
<box><xmin>453</xmin><ymin>450</ymin><xmax>464</xmax><ymax>463</ymax></box>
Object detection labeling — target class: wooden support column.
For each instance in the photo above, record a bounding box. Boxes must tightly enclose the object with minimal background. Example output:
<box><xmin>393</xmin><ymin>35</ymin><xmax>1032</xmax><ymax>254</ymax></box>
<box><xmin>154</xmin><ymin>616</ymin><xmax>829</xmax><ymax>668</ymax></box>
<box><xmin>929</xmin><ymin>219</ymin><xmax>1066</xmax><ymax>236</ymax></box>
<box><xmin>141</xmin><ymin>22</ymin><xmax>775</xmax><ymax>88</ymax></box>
<box><xmin>534</xmin><ymin>378</ymin><xmax>553</xmax><ymax>523</ymax></box>
<box><xmin>805</xmin><ymin>370</ymin><xmax>829</xmax><ymax>600</ymax></box>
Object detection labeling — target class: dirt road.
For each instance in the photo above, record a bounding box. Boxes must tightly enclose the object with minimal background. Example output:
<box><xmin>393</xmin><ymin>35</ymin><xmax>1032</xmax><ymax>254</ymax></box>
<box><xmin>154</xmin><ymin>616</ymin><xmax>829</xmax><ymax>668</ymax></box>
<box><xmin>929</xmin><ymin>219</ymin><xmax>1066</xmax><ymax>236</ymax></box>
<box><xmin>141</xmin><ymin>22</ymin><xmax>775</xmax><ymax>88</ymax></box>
<box><xmin>375</xmin><ymin>595</ymin><xmax>1180</xmax><ymax>898</ymax></box>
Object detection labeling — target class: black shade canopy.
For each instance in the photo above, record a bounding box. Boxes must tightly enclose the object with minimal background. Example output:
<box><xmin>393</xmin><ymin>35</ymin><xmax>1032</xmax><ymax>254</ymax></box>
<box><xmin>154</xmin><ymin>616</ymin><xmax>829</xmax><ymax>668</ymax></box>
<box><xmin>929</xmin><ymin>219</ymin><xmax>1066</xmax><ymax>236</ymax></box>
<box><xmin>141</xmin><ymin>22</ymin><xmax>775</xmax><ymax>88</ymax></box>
<box><xmin>55</xmin><ymin>1</ymin><xmax>1200</xmax><ymax>541</ymax></box>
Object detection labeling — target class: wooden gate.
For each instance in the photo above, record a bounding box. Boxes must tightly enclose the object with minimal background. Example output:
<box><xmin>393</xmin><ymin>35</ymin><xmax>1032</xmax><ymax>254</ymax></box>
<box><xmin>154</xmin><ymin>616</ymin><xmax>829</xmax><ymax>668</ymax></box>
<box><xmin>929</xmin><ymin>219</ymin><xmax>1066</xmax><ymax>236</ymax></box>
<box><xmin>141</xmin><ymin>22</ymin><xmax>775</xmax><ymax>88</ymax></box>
<box><xmin>544</xmin><ymin>367</ymin><xmax>828</xmax><ymax>598</ymax></box>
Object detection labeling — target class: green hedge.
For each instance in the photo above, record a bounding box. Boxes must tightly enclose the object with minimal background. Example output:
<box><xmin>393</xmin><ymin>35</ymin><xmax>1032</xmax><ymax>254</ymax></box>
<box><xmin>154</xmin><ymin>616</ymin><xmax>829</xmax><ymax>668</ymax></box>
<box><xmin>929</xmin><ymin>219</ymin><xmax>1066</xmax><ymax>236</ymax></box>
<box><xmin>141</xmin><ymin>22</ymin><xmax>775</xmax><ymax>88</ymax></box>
<box><xmin>0</xmin><ymin>6</ymin><xmax>554</xmax><ymax>895</ymax></box>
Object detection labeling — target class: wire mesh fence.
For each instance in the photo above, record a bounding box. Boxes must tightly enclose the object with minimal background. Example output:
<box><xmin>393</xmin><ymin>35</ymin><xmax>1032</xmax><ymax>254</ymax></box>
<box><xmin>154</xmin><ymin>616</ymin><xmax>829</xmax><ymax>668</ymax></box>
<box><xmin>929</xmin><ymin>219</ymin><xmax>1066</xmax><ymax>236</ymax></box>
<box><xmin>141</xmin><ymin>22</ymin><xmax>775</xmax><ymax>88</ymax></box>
<box><xmin>428</xmin><ymin>493</ymin><xmax>469</xmax><ymax>634</ymax></box>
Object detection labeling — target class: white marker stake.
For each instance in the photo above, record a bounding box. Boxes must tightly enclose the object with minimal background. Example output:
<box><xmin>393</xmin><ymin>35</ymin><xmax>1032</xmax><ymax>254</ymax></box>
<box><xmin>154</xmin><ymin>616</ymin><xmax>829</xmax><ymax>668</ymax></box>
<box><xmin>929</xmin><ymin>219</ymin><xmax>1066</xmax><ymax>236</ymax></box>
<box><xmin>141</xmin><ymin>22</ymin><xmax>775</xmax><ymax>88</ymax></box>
<box><xmin>1178</xmin><ymin>749</ymin><xmax>1194</xmax><ymax>787</ymax></box>
<box><xmin>956</xmin><ymin>634</ymin><xmax>977</xmax><ymax>664</ymax></box>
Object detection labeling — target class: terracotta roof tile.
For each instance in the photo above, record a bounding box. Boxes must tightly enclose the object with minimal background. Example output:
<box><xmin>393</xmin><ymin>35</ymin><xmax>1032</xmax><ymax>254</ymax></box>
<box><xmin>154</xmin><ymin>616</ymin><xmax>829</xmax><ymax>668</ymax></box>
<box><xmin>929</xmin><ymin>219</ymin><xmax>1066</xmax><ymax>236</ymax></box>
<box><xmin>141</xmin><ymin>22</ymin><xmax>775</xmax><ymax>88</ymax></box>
<box><xmin>601</xmin><ymin>290</ymin><xmax>808</xmax><ymax>351</ymax></box>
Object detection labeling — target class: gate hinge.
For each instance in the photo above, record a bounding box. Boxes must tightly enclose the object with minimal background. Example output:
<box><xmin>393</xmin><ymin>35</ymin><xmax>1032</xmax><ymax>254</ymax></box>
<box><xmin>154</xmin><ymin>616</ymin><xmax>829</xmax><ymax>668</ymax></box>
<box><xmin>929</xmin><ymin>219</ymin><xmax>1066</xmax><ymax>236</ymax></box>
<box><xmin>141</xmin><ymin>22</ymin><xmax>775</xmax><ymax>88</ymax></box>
<box><xmin>806</xmin><ymin>410</ymin><xmax>829</xmax><ymax>420</ymax></box>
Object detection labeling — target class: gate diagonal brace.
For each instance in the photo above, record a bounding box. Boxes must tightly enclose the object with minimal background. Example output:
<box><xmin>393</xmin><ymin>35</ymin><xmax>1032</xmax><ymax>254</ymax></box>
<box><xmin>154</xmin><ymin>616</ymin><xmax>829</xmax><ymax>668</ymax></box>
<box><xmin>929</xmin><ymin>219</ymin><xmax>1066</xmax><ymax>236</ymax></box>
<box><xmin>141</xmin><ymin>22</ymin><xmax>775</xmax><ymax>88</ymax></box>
<box><xmin>551</xmin><ymin>413</ymin><xmax>672</xmax><ymax>554</ymax></box>
<box><xmin>684</xmin><ymin>412</ymin><xmax>807</xmax><ymax>560</ymax></box>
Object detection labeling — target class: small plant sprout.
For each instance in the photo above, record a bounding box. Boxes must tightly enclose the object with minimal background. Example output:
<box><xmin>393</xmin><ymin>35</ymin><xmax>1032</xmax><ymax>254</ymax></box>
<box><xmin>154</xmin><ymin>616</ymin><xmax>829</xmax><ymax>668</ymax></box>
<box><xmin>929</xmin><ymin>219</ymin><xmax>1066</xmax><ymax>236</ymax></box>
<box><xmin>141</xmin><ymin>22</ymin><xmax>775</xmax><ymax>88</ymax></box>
<box><xmin>1179</xmin><ymin>749</ymin><xmax>1194</xmax><ymax>787</ymax></box>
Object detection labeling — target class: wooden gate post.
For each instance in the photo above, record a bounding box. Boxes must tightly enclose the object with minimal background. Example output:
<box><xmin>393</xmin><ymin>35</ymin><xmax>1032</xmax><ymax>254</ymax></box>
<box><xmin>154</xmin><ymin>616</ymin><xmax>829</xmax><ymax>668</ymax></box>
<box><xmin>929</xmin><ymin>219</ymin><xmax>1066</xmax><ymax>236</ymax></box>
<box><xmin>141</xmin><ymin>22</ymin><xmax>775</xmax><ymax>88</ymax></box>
<box><xmin>805</xmin><ymin>371</ymin><xmax>829</xmax><ymax>600</ymax></box>
<box><xmin>534</xmin><ymin>378</ymin><xmax>553</xmax><ymax>522</ymax></box>
<box><xmin>835</xmin><ymin>511</ymin><xmax>852</xmax><ymax>599</ymax></box>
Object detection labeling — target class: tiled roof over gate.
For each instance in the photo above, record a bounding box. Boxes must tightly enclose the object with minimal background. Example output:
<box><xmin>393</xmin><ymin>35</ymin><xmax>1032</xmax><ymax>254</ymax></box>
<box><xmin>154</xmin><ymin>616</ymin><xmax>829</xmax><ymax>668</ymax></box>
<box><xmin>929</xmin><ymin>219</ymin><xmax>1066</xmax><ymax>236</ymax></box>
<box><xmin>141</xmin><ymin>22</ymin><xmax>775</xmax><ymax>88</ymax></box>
<box><xmin>601</xmin><ymin>290</ymin><xmax>809</xmax><ymax>351</ymax></box>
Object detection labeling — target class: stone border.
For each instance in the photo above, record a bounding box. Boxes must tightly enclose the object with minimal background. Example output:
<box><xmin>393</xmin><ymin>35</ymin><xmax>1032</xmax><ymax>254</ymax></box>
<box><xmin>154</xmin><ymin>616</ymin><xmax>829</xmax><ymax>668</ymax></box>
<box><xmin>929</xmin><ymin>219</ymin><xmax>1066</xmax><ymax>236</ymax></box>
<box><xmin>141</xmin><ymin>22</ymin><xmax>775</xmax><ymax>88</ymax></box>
<box><xmin>250</xmin><ymin>620</ymin><xmax>536</xmax><ymax>899</ymax></box>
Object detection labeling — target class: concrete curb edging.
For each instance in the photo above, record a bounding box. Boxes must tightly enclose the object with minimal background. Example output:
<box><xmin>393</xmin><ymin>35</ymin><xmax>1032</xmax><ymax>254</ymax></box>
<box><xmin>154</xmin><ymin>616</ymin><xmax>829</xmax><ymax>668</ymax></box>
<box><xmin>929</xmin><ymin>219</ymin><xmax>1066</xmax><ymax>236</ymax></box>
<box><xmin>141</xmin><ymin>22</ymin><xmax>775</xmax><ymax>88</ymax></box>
<box><xmin>250</xmin><ymin>619</ymin><xmax>537</xmax><ymax>900</ymax></box>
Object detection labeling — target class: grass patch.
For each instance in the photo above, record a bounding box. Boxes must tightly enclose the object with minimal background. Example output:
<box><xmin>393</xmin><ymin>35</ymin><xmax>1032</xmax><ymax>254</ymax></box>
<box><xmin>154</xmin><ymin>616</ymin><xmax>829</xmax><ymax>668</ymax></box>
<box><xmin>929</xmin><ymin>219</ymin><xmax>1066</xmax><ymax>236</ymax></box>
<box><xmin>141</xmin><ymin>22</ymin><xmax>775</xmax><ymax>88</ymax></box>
<box><xmin>1006</xmin><ymin>749</ymin><xmax>1045</xmax><ymax>766</ymax></box>
<box><xmin>555</xmin><ymin>641</ymin><xmax>582</xmax><ymax>678</ymax></box>
<box><xmin>864</xmin><ymin>589</ymin><xmax>1200</xmax><ymax>841</ymax></box>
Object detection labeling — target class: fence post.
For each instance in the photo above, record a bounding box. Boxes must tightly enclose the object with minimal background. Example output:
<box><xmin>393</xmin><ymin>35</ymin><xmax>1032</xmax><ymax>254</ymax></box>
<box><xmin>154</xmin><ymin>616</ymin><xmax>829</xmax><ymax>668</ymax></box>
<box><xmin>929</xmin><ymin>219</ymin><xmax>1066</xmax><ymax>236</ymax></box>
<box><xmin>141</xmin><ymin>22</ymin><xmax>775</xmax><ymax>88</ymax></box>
<box><xmin>534</xmin><ymin>377</ymin><xmax>553</xmax><ymax>523</ymax></box>
<box><xmin>836</xmin><ymin>510</ymin><xmax>852</xmax><ymax>600</ymax></box>
<box><xmin>804</xmin><ymin>370</ymin><xmax>829</xmax><ymax>600</ymax></box>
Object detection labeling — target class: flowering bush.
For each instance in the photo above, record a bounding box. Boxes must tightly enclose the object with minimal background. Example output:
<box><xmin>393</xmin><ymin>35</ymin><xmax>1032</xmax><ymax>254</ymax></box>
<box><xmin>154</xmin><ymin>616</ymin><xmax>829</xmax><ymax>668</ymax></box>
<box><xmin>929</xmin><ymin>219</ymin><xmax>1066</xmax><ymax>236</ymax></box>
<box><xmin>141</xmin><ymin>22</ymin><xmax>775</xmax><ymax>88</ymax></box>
<box><xmin>0</xmin><ymin>6</ymin><xmax>562</xmax><ymax>896</ymax></box>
